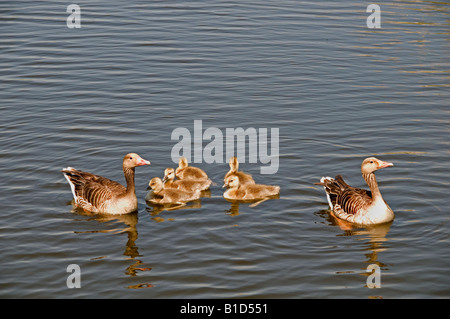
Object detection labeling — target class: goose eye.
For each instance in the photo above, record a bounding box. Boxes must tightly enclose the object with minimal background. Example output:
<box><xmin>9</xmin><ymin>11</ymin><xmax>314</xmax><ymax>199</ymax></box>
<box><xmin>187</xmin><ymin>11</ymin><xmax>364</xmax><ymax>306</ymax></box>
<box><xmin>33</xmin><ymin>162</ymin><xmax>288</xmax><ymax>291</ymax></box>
<box><xmin>370</xmin><ymin>161</ymin><xmax>374</xmax><ymax>164</ymax></box>
<box><xmin>129</xmin><ymin>157</ymin><xmax>133</xmax><ymax>160</ymax></box>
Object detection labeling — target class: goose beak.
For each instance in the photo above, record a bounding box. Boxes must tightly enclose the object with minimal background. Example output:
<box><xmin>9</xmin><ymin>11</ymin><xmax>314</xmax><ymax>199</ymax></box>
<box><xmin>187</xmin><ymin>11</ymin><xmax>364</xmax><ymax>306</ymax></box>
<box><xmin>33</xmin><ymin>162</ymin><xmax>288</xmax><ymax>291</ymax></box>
<box><xmin>146</xmin><ymin>185</ymin><xmax>151</xmax><ymax>190</ymax></box>
<box><xmin>136</xmin><ymin>157</ymin><xmax>151</xmax><ymax>166</ymax></box>
<box><xmin>379</xmin><ymin>161</ymin><xmax>394</xmax><ymax>169</ymax></box>
<box><xmin>162</xmin><ymin>176</ymin><xmax>168</xmax><ymax>183</ymax></box>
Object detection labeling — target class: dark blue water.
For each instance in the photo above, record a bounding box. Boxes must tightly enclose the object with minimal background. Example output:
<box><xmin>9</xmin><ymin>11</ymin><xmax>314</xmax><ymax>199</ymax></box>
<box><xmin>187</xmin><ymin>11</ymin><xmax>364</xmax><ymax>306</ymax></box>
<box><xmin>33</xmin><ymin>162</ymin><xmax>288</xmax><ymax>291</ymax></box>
<box><xmin>1</xmin><ymin>0</ymin><xmax>449</xmax><ymax>298</ymax></box>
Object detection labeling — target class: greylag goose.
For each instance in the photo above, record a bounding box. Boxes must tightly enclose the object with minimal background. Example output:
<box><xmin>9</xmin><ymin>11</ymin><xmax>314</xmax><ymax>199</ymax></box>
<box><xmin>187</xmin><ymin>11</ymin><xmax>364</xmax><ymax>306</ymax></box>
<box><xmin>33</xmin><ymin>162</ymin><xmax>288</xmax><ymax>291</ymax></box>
<box><xmin>316</xmin><ymin>157</ymin><xmax>394</xmax><ymax>225</ymax></box>
<box><xmin>62</xmin><ymin>153</ymin><xmax>150</xmax><ymax>215</ymax></box>
<box><xmin>223</xmin><ymin>175</ymin><xmax>280</xmax><ymax>201</ymax></box>
<box><xmin>175</xmin><ymin>157</ymin><xmax>208</xmax><ymax>180</ymax></box>
<box><xmin>147</xmin><ymin>177</ymin><xmax>201</xmax><ymax>204</ymax></box>
<box><xmin>224</xmin><ymin>156</ymin><xmax>255</xmax><ymax>186</ymax></box>
<box><xmin>163</xmin><ymin>168</ymin><xmax>211</xmax><ymax>192</ymax></box>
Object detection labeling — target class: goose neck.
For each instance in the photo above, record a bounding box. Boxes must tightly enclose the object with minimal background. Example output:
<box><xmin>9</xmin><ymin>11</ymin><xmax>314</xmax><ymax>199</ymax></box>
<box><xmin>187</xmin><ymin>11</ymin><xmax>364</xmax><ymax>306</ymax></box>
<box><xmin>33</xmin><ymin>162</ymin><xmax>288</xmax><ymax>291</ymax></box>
<box><xmin>362</xmin><ymin>172</ymin><xmax>382</xmax><ymax>200</ymax></box>
<box><xmin>124</xmin><ymin>167</ymin><xmax>136</xmax><ymax>194</ymax></box>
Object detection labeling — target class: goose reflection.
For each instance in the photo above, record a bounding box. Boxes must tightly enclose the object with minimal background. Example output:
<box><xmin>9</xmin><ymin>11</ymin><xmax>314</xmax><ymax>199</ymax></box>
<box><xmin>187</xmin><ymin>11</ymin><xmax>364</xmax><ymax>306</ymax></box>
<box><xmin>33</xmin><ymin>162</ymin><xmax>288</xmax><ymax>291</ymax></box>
<box><xmin>145</xmin><ymin>198</ymin><xmax>202</xmax><ymax>219</ymax></box>
<box><xmin>69</xmin><ymin>205</ymin><xmax>154</xmax><ymax>281</ymax></box>
<box><xmin>224</xmin><ymin>194</ymin><xmax>280</xmax><ymax>216</ymax></box>
<box><xmin>70</xmin><ymin>205</ymin><xmax>140</xmax><ymax>258</ymax></box>
<box><xmin>226</xmin><ymin>201</ymin><xmax>241</xmax><ymax>216</ymax></box>
<box><xmin>316</xmin><ymin>208</ymin><xmax>393</xmax><ymax>289</ymax></box>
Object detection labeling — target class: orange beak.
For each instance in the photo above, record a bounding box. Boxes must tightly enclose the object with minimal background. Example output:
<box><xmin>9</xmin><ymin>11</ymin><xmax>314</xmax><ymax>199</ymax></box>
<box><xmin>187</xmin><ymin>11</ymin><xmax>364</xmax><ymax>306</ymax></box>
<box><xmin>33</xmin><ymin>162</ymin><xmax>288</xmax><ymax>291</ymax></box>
<box><xmin>379</xmin><ymin>161</ymin><xmax>393</xmax><ymax>169</ymax></box>
<box><xmin>136</xmin><ymin>156</ymin><xmax>151</xmax><ymax>166</ymax></box>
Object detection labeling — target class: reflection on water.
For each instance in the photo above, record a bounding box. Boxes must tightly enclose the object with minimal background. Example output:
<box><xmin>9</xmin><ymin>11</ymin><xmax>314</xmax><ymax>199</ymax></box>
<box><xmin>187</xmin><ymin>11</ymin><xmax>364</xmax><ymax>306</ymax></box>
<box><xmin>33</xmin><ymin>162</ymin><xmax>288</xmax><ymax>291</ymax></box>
<box><xmin>71</xmin><ymin>207</ymin><xmax>138</xmax><ymax>252</ymax></box>
<box><xmin>224</xmin><ymin>195</ymin><xmax>281</xmax><ymax>215</ymax></box>
<box><xmin>226</xmin><ymin>201</ymin><xmax>241</xmax><ymax>217</ymax></box>
<box><xmin>316</xmin><ymin>207</ymin><xmax>393</xmax><ymax>295</ymax></box>
<box><xmin>317</xmin><ymin>208</ymin><xmax>392</xmax><ymax>245</ymax></box>
<box><xmin>70</xmin><ymin>204</ymin><xmax>156</xmax><ymax>289</ymax></box>
<box><xmin>145</xmin><ymin>198</ymin><xmax>202</xmax><ymax>218</ymax></box>
<box><xmin>127</xmin><ymin>282</ymin><xmax>154</xmax><ymax>289</ymax></box>
<box><xmin>125</xmin><ymin>259</ymin><xmax>152</xmax><ymax>277</ymax></box>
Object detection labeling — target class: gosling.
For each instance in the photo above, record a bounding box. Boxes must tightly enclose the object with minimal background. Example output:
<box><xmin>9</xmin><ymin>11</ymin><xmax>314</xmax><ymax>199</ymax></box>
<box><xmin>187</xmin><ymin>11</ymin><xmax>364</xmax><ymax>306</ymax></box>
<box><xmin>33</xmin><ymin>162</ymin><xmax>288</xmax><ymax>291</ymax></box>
<box><xmin>175</xmin><ymin>156</ymin><xmax>209</xmax><ymax>180</ymax></box>
<box><xmin>147</xmin><ymin>177</ymin><xmax>201</xmax><ymax>204</ymax></box>
<box><xmin>163</xmin><ymin>168</ymin><xmax>211</xmax><ymax>192</ymax></box>
<box><xmin>224</xmin><ymin>156</ymin><xmax>255</xmax><ymax>186</ymax></box>
<box><xmin>223</xmin><ymin>175</ymin><xmax>280</xmax><ymax>201</ymax></box>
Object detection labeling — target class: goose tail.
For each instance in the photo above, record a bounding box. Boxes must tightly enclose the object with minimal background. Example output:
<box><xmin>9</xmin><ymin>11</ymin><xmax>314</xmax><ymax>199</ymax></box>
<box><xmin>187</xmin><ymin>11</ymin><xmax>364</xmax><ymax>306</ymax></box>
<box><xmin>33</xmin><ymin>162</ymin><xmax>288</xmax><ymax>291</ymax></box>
<box><xmin>315</xmin><ymin>176</ymin><xmax>345</xmax><ymax>210</ymax></box>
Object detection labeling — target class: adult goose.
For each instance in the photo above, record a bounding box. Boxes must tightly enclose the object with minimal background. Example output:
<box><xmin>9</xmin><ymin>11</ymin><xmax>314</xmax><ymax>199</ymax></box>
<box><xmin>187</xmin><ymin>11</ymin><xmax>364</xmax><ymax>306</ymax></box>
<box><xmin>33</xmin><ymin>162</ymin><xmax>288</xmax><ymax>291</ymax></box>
<box><xmin>62</xmin><ymin>153</ymin><xmax>150</xmax><ymax>215</ymax></box>
<box><xmin>316</xmin><ymin>157</ymin><xmax>394</xmax><ymax>225</ymax></box>
<box><xmin>224</xmin><ymin>156</ymin><xmax>255</xmax><ymax>186</ymax></box>
<box><xmin>175</xmin><ymin>157</ymin><xmax>208</xmax><ymax>180</ymax></box>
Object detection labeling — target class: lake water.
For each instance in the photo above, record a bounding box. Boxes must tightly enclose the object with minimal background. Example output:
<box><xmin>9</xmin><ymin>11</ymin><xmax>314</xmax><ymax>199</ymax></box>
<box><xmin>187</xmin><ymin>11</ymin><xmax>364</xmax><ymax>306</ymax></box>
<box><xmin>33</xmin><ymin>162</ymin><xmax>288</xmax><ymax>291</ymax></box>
<box><xmin>1</xmin><ymin>0</ymin><xmax>449</xmax><ymax>299</ymax></box>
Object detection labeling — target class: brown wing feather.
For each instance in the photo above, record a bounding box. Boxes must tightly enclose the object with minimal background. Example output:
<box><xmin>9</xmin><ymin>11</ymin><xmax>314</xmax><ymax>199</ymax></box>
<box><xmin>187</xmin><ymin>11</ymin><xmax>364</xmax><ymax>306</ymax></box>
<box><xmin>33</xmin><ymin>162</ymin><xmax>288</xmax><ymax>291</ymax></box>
<box><xmin>334</xmin><ymin>175</ymin><xmax>351</xmax><ymax>189</ymax></box>
<box><xmin>316</xmin><ymin>175</ymin><xmax>372</xmax><ymax>215</ymax></box>
<box><xmin>338</xmin><ymin>186</ymin><xmax>372</xmax><ymax>215</ymax></box>
<box><xmin>62</xmin><ymin>168</ymin><xmax>125</xmax><ymax>211</ymax></box>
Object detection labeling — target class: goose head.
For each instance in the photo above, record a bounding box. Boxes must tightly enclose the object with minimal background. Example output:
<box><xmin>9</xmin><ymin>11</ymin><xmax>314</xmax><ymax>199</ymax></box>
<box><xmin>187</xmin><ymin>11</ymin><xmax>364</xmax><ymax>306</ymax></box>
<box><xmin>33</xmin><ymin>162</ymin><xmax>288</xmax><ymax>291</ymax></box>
<box><xmin>361</xmin><ymin>157</ymin><xmax>393</xmax><ymax>174</ymax></box>
<box><xmin>163</xmin><ymin>168</ymin><xmax>175</xmax><ymax>183</ymax></box>
<box><xmin>223</xmin><ymin>175</ymin><xmax>240</xmax><ymax>189</ymax></box>
<box><xmin>123</xmin><ymin>153</ymin><xmax>151</xmax><ymax>169</ymax></box>
<box><xmin>148</xmin><ymin>177</ymin><xmax>164</xmax><ymax>193</ymax></box>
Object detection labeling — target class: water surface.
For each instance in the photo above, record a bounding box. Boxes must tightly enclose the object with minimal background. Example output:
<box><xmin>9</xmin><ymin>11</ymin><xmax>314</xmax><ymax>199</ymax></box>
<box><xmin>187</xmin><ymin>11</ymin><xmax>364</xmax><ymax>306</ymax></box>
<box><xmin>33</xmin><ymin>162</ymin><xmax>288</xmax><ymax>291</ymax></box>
<box><xmin>1</xmin><ymin>0</ymin><xmax>449</xmax><ymax>298</ymax></box>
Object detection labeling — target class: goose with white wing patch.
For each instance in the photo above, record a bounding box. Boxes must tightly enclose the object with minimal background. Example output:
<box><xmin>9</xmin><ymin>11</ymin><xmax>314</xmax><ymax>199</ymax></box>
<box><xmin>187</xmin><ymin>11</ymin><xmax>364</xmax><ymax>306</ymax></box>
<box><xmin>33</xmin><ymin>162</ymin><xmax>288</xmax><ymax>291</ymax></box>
<box><xmin>316</xmin><ymin>157</ymin><xmax>394</xmax><ymax>225</ymax></box>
